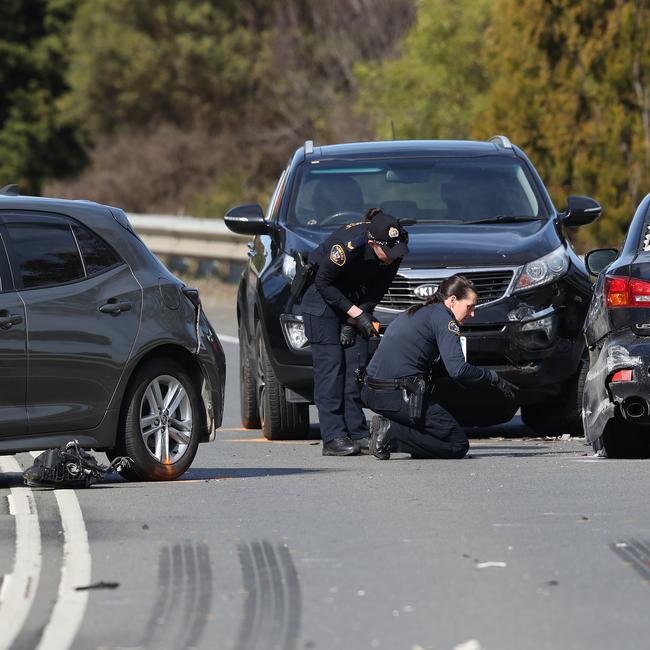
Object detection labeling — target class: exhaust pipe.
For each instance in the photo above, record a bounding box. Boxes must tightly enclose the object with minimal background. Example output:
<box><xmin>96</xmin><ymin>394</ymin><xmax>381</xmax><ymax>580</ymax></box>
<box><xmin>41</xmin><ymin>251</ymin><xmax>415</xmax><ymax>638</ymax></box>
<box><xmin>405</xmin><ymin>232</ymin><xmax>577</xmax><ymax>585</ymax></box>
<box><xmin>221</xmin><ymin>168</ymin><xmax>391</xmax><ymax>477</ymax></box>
<box><xmin>622</xmin><ymin>398</ymin><xmax>649</xmax><ymax>420</ymax></box>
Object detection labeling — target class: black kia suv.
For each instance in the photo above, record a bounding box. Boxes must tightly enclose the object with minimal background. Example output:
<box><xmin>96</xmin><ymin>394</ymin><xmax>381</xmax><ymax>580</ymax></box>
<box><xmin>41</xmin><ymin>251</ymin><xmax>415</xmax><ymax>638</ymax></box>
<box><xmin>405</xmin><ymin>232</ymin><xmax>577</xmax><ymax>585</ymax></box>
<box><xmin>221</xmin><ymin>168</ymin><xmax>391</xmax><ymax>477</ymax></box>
<box><xmin>225</xmin><ymin>138</ymin><xmax>600</xmax><ymax>439</ymax></box>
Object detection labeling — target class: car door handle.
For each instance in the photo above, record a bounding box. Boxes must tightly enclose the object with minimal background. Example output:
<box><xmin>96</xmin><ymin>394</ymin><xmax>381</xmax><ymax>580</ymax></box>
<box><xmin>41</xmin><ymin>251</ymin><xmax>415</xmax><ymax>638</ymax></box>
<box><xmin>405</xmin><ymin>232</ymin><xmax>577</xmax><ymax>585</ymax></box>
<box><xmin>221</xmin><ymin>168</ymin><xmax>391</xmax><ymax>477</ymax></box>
<box><xmin>0</xmin><ymin>313</ymin><xmax>23</xmax><ymax>329</ymax></box>
<box><xmin>99</xmin><ymin>301</ymin><xmax>132</xmax><ymax>315</ymax></box>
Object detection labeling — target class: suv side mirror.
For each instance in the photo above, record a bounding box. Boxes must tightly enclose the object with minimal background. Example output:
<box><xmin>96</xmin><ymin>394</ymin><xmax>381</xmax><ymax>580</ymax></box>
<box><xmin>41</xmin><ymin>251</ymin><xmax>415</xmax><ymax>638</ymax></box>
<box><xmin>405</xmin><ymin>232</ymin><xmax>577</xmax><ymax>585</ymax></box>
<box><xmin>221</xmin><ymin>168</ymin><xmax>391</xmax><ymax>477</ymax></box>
<box><xmin>585</xmin><ymin>248</ymin><xmax>618</xmax><ymax>276</ymax></box>
<box><xmin>560</xmin><ymin>195</ymin><xmax>602</xmax><ymax>227</ymax></box>
<box><xmin>224</xmin><ymin>204</ymin><xmax>268</xmax><ymax>235</ymax></box>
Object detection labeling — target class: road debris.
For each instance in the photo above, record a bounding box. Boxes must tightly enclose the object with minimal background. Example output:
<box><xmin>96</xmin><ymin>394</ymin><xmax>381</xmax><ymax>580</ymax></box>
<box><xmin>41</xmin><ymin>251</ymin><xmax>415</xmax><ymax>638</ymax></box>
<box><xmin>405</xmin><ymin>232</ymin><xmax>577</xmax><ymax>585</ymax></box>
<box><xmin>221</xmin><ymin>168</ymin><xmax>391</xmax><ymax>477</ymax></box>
<box><xmin>475</xmin><ymin>561</ymin><xmax>507</xmax><ymax>569</ymax></box>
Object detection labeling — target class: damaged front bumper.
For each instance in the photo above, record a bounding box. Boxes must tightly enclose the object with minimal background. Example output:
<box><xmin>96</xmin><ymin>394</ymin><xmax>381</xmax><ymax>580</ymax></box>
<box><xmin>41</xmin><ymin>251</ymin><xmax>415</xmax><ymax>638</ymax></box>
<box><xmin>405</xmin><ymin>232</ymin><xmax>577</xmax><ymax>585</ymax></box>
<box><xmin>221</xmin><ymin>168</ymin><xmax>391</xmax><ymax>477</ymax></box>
<box><xmin>583</xmin><ymin>330</ymin><xmax>650</xmax><ymax>443</ymax></box>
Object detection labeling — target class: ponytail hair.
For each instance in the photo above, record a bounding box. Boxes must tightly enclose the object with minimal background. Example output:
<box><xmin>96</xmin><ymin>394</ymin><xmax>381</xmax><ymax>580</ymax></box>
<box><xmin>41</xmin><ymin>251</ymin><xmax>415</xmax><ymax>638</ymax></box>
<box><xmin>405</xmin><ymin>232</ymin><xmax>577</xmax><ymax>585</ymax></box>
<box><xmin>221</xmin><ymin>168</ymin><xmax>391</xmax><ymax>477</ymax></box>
<box><xmin>364</xmin><ymin>207</ymin><xmax>383</xmax><ymax>221</ymax></box>
<box><xmin>407</xmin><ymin>274</ymin><xmax>477</xmax><ymax>316</ymax></box>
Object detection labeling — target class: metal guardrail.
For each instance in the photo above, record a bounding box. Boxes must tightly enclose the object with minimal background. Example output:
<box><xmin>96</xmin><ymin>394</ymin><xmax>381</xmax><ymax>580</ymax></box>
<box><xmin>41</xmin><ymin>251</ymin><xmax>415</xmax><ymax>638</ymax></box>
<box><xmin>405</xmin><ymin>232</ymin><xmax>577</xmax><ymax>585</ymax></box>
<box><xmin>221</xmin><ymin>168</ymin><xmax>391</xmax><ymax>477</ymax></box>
<box><xmin>128</xmin><ymin>213</ymin><xmax>249</xmax><ymax>261</ymax></box>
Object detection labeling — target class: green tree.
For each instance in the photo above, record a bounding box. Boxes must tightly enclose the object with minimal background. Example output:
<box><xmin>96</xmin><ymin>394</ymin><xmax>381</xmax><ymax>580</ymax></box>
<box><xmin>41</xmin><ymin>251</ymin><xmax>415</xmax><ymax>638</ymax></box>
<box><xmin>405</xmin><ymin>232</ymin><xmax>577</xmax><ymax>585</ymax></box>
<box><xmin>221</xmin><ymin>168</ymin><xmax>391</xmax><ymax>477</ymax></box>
<box><xmin>62</xmin><ymin>0</ymin><xmax>274</xmax><ymax>135</ymax></box>
<box><xmin>476</xmin><ymin>0</ymin><xmax>650</xmax><ymax>247</ymax></box>
<box><xmin>355</xmin><ymin>0</ymin><xmax>491</xmax><ymax>140</ymax></box>
<box><xmin>0</xmin><ymin>0</ymin><xmax>84</xmax><ymax>193</ymax></box>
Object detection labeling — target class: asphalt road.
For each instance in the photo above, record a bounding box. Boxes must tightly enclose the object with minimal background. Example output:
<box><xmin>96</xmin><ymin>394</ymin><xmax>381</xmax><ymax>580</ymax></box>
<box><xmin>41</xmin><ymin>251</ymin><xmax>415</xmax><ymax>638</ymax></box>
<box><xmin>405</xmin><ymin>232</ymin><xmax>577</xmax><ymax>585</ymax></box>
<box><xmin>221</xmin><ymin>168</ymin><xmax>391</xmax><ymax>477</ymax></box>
<box><xmin>2</xmin><ymin>289</ymin><xmax>650</xmax><ymax>650</ymax></box>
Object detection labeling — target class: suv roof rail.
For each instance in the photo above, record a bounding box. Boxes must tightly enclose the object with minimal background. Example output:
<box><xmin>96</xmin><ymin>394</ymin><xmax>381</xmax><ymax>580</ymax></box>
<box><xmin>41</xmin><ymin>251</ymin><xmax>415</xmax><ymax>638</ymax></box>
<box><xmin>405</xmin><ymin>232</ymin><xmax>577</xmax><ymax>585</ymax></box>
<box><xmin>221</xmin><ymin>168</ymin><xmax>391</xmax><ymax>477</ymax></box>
<box><xmin>0</xmin><ymin>183</ymin><xmax>19</xmax><ymax>196</ymax></box>
<box><xmin>489</xmin><ymin>135</ymin><xmax>513</xmax><ymax>149</ymax></box>
<box><xmin>304</xmin><ymin>140</ymin><xmax>314</xmax><ymax>155</ymax></box>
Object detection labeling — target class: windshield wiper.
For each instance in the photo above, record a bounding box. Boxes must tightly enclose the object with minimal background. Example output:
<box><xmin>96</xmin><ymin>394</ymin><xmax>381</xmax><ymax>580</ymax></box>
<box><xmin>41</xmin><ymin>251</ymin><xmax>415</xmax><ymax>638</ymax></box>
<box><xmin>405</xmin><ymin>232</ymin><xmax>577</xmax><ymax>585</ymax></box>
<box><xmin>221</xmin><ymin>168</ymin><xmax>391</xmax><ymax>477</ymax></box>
<box><xmin>462</xmin><ymin>215</ymin><xmax>546</xmax><ymax>224</ymax></box>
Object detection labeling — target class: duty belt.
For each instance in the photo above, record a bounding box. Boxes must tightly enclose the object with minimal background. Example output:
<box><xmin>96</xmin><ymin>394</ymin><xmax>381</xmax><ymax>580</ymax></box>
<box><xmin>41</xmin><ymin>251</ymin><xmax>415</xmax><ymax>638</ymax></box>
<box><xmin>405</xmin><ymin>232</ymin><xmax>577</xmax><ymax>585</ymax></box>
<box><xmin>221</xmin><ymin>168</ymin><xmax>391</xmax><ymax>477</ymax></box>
<box><xmin>365</xmin><ymin>374</ymin><xmax>428</xmax><ymax>423</ymax></box>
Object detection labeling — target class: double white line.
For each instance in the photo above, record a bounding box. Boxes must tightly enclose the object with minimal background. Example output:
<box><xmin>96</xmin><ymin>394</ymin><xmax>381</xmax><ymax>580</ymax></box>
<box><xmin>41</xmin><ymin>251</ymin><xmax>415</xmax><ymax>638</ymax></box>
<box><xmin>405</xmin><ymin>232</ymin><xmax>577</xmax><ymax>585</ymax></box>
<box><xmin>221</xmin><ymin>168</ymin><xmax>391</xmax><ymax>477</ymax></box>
<box><xmin>0</xmin><ymin>454</ymin><xmax>91</xmax><ymax>650</ymax></box>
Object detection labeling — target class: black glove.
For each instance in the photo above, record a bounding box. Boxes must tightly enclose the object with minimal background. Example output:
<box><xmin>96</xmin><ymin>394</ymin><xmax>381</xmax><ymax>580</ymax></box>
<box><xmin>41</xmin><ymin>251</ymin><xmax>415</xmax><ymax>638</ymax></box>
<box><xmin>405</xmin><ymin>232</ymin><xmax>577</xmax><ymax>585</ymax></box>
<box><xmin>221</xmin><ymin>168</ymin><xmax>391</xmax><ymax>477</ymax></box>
<box><xmin>495</xmin><ymin>376</ymin><xmax>518</xmax><ymax>400</ymax></box>
<box><xmin>354</xmin><ymin>311</ymin><xmax>378</xmax><ymax>338</ymax></box>
<box><xmin>340</xmin><ymin>323</ymin><xmax>356</xmax><ymax>348</ymax></box>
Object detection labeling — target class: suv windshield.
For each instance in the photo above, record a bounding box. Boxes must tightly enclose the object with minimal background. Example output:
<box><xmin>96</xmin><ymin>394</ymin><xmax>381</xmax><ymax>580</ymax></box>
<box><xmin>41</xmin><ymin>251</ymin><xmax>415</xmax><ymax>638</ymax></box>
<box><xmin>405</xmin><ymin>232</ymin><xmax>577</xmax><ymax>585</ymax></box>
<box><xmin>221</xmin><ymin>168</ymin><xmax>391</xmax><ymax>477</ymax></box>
<box><xmin>286</xmin><ymin>157</ymin><xmax>547</xmax><ymax>227</ymax></box>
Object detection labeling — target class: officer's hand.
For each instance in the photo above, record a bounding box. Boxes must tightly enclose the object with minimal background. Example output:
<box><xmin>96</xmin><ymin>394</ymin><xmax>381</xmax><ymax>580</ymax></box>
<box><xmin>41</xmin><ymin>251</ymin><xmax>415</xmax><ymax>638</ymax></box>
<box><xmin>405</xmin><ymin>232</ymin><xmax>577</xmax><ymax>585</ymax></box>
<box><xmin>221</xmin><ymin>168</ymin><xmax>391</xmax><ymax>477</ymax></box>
<box><xmin>495</xmin><ymin>376</ymin><xmax>518</xmax><ymax>400</ymax></box>
<box><xmin>354</xmin><ymin>311</ymin><xmax>378</xmax><ymax>338</ymax></box>
<box><xmin>340</xmin><ymin>324</ymin><xmax>356</xmax><ymax>348</ymax></box>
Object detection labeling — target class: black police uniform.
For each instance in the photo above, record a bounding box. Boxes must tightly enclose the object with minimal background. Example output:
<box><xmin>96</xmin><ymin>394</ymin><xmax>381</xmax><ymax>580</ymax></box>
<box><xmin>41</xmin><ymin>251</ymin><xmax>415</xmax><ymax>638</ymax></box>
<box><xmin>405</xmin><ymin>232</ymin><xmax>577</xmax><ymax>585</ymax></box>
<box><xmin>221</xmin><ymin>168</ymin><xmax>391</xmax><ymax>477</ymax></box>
<box><xmin>361</xmin><ymin>301</ymin><xmax>499</xmax><ymax>459</ymax></box>
<box><xmin>301</xmin><ymin>221</ymin><xmax>401</xmax><ymax>446</ymax></box>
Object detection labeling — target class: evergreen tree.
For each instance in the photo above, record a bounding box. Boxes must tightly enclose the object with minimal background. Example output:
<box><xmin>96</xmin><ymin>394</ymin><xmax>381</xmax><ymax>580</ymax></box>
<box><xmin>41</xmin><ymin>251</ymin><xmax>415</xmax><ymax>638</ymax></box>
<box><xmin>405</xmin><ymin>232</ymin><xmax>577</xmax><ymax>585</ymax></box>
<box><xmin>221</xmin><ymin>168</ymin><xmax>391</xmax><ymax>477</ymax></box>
<box><xmin>355</xmin><ymin>0</ymin><xmax>491</xmax><ymax>140</ymax></box>
<box><xmin>0</xmin><ymin>0</ymin><xmax>84</xmax><ymax>193</ymax></box>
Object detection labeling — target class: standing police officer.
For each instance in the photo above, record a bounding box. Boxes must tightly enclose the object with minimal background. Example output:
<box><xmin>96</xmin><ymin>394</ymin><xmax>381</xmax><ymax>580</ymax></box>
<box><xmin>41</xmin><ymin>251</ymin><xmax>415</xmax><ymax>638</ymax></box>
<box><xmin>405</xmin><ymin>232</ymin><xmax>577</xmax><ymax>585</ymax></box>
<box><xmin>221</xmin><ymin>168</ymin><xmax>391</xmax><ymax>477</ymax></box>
<box><xmin>361</xmin><ymin>275</ymin><xmax>517</xmax><ymax>459</ymax></box>
<box><xmin>301</xmin><ymin>209</ymin><xmax>409</xmax><ymax>456</ymax></box>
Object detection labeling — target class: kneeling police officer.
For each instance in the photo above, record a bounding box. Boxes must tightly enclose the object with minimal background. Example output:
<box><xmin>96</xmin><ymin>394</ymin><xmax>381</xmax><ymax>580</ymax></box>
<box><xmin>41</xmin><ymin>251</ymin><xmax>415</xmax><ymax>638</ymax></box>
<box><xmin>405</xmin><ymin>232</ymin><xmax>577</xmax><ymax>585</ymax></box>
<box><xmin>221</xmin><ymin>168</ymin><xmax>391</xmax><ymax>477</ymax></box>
<box><xmin>361</xmin><ymin>274</ymin><xmax>517</xmax><ymax>460</ymax></box>
<box><xmin>301</xmin><ymin>209</ymin><xmax>409</xmax><ymax>456</ymax></box>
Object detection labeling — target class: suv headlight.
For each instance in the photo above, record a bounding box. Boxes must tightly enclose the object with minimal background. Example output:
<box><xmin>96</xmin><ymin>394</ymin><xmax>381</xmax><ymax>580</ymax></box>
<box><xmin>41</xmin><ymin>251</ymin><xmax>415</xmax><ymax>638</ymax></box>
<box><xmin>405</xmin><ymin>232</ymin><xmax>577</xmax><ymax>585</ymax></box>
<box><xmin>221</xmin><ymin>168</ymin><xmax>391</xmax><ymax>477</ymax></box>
<box><xmin>514</xmin><ymin>246</ymin><xmax>568</xmax><ymax>292</ymax></box>
<box><xmin>282</xmin><ymin>253</ymin><xmax>296</xmax><ymax>281</ymax></box>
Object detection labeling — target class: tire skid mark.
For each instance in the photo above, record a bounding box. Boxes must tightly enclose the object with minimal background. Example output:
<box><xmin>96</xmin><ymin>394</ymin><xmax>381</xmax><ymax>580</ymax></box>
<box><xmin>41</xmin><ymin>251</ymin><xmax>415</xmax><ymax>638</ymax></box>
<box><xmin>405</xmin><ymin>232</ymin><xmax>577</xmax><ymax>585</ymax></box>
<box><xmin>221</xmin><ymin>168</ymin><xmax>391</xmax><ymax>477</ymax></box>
<box><xmin>235</xmin><ymin>540</ymin><xmax>301</xmax><ymax>650</ymax></box>
<box><xmin>612</xmin><ymin>538</ymin><xmax>650</xmax><ymax>581</ymax></box>
<box><xmin>144</xmin><ymin>541</ymin><xmax>212</xmax><ymax>650</ymax></box>
<box><xmin>185</xmin><ymin>542</ymin><xmax>213</xmax><ymax>649</ymax></box>
<box><xmin>235</xmin><ymin>543</ymin><xmax>258</xmax><ymax>650</ymax></box>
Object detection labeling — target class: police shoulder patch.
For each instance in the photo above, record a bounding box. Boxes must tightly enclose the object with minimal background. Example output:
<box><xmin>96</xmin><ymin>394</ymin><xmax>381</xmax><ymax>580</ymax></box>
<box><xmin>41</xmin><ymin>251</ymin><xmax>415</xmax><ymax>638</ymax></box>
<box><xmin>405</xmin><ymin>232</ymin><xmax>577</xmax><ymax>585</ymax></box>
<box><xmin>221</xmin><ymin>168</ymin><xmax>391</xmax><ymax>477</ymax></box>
<box><xmin>330</xmin><ymin>244</ymin><xmax>346</xmax><ymax>266</ymax></box>
<box><xmin>448</xmin><ymin>320</ymin><xmax>460</xmax><ymax>336</ymax></box>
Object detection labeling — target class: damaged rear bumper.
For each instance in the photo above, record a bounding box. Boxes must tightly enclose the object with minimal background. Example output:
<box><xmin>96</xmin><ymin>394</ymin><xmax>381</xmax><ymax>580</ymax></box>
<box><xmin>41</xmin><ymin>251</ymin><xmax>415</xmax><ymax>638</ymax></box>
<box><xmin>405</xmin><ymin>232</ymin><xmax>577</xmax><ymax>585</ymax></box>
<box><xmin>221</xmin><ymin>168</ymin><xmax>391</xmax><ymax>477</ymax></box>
<box><xmin>583</xmin><ymin>330</ymin><xmax>650</xmax><ymax>443</ymax></box>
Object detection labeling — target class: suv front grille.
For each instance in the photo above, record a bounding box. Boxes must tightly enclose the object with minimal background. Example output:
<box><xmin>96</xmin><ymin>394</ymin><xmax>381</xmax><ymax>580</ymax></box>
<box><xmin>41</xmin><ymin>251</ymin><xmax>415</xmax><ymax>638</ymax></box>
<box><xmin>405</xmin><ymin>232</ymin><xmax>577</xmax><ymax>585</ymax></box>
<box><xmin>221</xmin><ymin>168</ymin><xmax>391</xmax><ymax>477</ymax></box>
<box><xmin>379</xmin><ymin>269</ymin><xmax>515</xmax><ymax>311</ymax></box>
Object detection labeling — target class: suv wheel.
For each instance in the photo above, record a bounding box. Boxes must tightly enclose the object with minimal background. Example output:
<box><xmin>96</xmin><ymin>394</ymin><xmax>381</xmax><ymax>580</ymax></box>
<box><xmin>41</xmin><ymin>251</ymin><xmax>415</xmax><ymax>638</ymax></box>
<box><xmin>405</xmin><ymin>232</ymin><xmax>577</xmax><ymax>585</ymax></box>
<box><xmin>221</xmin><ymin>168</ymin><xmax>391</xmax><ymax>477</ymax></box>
<box><xmin>521</xmin><ymin>358</ymin><xmax>588</xmax><ymax>437</ymax></box>
<box><xmin>111</xmin><ymin>358</ymin><xmax>201</xmax><ymax>481</ymax></box>
<box><xmin>240</xmin><ymin>323</ymin><xmax>261</xmax><ymax>429</ymax></box>
<box><xmin>255</xmin><ymin>323</ymin><xmax>309</xmax><ymax>440</ymax></box>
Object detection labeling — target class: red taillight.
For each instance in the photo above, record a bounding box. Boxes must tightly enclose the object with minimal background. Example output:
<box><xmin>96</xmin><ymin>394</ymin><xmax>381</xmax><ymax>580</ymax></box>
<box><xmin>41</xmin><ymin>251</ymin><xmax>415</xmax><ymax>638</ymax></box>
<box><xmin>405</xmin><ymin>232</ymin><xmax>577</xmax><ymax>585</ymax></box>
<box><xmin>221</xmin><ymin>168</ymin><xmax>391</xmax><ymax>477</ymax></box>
<box><xmin>610</xmin><ymin>369</ymin><xmax>633</xmax><ymax>382</ymax></box>
<box><xmin>605</xmin><ymin>275</ymin><xmax>650</xmax><ymax>308</ymax></box>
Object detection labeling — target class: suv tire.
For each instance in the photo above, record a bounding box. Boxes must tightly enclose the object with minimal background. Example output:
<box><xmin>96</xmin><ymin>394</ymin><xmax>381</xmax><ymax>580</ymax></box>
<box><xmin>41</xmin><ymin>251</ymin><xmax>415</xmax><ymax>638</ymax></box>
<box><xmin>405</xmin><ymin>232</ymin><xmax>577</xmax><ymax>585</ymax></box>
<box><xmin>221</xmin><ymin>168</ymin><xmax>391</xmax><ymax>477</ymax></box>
<box><xmin>255</xmin><ymin>323</ymin><xmax>309</xmax><ymax>440</ymax></box>
<box><xmin>110</xmin><ymin>358</ymin><xmax>201</xmax><ymax>481</ymax></box>
<box><xmin>521</xmin><ymin>358</ymin><xmax>588</xmax><ymax>437</ymax></box>
<box><xmin>240</xmin><ymin>324</ymin><xmax>261</xmax><ymax>429</ymax></box>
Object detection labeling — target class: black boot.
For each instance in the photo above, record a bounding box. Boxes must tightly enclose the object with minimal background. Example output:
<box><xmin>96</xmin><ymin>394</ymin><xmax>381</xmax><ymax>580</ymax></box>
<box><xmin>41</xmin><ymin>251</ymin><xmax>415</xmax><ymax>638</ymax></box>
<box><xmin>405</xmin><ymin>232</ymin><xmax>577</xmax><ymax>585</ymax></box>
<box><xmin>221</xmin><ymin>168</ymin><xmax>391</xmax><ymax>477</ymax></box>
<box><xmin>369</xmin><ymin>416</ymin><xmax>392</xmax><ymax>460</ymax></box>
<box><xmin>353</xmin><ymin>436</ymin><xmax>370</xmax><ymax>455</ymax></box>
<box><xmin>322</xmin><ymin>437</ymin><xmax>359</xmax><ymax>456</ymax></box>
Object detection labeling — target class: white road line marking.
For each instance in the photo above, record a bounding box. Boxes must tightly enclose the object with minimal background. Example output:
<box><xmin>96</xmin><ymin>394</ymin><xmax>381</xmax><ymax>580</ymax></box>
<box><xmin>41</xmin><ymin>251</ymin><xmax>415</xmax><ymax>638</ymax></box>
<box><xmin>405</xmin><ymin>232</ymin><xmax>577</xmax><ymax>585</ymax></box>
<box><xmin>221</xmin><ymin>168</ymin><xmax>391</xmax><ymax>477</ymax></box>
<box><xmin>218</xmin><ymin>333</ymin><xmax>239</xmax><ymax>345</ymax></box>
<box><xmin>0</xmin><ymin>456</ymin><xmax>42</xmax><ymax>650</ymax></box>
<box><xmin>35</xmin><ymin>489</ymin><xmax>91</xmax><ymax>650</ymax></box>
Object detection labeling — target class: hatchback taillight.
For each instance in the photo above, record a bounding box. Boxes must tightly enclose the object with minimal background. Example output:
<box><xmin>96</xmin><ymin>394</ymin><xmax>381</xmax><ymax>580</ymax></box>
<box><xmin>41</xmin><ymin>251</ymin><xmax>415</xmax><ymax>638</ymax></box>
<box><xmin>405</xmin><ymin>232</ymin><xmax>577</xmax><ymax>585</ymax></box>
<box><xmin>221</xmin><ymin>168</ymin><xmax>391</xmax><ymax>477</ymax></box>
<box><xmin>605</xmin><ymin>275</ymin><xmax>650</xmax><ymax>308</ymax></box>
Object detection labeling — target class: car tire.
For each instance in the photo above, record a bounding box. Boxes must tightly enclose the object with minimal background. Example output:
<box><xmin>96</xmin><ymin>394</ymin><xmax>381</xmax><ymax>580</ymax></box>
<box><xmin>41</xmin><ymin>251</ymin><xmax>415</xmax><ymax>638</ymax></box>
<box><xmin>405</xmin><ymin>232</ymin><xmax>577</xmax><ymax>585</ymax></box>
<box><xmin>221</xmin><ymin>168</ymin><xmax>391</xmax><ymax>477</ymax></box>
<box><xmin>255</xmin><ymin>323</ymin><xmax>309</xmax><ymax>440</ymax></box>
<box><xmin>601</xmin><ymin>417</ymin><xmax>650</xmax><ymax>458</ymax></box>
<box><xmin>111</xmin><ymin>358</ymin><xmax>201</xmax><ymax>481</ymax></box>
<box><xmin>521</xmin><ymin>358</ymin><xmax>588</xmax><ymax>436</ymax></box>
<box><xmin>240</xmin><ymin>324</ymin><xmax>261</xmax><ymax>429</ymax></box>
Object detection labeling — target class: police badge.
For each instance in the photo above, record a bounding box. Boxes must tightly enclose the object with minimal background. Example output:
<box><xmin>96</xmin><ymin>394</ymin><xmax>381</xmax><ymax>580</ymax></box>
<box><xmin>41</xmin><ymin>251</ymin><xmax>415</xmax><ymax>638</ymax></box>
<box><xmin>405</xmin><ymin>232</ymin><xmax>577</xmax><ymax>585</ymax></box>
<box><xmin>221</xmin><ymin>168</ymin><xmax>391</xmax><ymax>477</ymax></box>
<box><xmin>330</xmin><ymin>244</ymin><xmax>346</xmax><ymax>266</ymax></box>
<box><xmin>448</xmin><ymin>320</ymin><xmax>460</xmax><ymax>336</ymax></box>
<box><xmin>388</xmin><ymin>226</ymin><xmax>399</xmax><ymax>239</ymax></box>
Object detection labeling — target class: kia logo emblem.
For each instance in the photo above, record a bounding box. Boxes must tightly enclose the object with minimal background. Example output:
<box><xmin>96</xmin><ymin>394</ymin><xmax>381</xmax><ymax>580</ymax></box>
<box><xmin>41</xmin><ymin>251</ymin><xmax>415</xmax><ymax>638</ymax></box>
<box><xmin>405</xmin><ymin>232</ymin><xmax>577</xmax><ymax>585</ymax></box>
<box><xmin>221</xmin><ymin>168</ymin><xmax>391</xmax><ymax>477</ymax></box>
<box><xmin>414</xmin><ymin>284</ymin><xmax>438</xmax><ymax>299</ymax></box>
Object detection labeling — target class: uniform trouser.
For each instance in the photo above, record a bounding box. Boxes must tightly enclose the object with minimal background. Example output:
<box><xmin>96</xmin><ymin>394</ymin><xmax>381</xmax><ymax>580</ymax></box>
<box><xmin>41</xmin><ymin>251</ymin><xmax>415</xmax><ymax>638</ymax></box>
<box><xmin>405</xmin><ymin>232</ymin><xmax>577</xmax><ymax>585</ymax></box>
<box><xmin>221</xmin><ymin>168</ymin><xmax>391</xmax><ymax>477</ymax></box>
<box><xmin>361</xmin><ymin>385</ymin><xmax>469</xmax><ymax>459</ymax></box>
<box><xmin>303</xmin><ymin>313</ymin><xmax>369</xmax><ymax>443</ymax></box>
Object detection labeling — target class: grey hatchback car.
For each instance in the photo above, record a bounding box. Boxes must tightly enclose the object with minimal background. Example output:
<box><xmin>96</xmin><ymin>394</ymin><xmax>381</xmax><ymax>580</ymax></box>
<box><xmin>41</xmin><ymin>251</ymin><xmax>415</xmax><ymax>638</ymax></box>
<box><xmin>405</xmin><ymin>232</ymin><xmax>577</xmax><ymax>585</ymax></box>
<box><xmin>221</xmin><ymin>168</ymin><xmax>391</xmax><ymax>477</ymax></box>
<box><xmin>0</xmin><ymin>190</ymin><xmax>225</xmax><ymax>481</ymax></box>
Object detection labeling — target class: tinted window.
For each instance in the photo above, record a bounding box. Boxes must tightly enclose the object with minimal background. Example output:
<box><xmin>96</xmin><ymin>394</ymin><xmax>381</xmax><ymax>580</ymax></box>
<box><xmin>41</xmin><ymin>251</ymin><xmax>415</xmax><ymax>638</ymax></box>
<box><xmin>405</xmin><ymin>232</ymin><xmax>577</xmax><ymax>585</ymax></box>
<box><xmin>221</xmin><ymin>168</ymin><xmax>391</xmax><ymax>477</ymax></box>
<box><xmin>6</xmin><ymin>222</ymin><xmax>84</xmax><ymax>289</ymax></box>
<box><xmin>72</xmin><ymin>223</ymin><xmax>122</xmax><ymax>276</ymax></box>
<box><xmin>287</xmin><ymin>157</ymin><xmax>546</xmax><ymax>227</ymax></box>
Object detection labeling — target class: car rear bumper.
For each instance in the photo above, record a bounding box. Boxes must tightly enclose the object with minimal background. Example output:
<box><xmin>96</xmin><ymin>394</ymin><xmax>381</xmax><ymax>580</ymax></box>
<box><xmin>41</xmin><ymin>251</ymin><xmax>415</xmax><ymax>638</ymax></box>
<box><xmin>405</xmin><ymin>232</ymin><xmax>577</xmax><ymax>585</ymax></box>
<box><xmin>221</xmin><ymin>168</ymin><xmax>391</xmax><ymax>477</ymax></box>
<box><xmin>583</xmin><ymin>330</ymin><xmax>650</xmax><ymax>443</ymax></box>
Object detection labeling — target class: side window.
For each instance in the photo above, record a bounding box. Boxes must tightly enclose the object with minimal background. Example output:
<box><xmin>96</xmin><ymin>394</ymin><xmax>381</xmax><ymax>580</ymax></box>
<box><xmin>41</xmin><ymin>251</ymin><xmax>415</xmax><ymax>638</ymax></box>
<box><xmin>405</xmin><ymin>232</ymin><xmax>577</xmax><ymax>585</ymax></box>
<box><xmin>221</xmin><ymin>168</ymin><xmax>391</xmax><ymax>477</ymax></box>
<box><xmin>5</xmin><ymin>221</ymin><xmax>85</xmax><ymax>289</ymax></box>
<box><xmin>72</xmin><ymin>223</ymin><xmax>122</xmax><ymax>276</ymax></box>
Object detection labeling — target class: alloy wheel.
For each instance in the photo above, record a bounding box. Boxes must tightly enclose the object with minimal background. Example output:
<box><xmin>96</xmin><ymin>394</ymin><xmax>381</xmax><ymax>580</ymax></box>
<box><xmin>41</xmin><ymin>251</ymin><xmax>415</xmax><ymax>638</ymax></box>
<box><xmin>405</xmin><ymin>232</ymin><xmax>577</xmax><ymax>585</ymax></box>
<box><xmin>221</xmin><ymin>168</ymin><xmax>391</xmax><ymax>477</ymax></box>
<box><xmin>139</xmin><ymin>374</ymin><xmax>192</xmax><ymax>464</ymax></box>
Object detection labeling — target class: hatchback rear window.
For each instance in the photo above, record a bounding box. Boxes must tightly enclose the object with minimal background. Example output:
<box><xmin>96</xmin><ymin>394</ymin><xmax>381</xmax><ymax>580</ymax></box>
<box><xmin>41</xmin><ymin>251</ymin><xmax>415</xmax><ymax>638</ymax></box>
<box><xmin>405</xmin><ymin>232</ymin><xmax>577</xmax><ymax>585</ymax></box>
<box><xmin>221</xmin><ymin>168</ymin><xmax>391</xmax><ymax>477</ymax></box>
<box><xmin>72</xmin><ymin>223</ymin><xmax>122</xmax><ymax>276</ymax></box>
<box><xmin>6</xmin><ymin>222</ymin><xmax>85</xmax><ymax>289</ymax></box>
